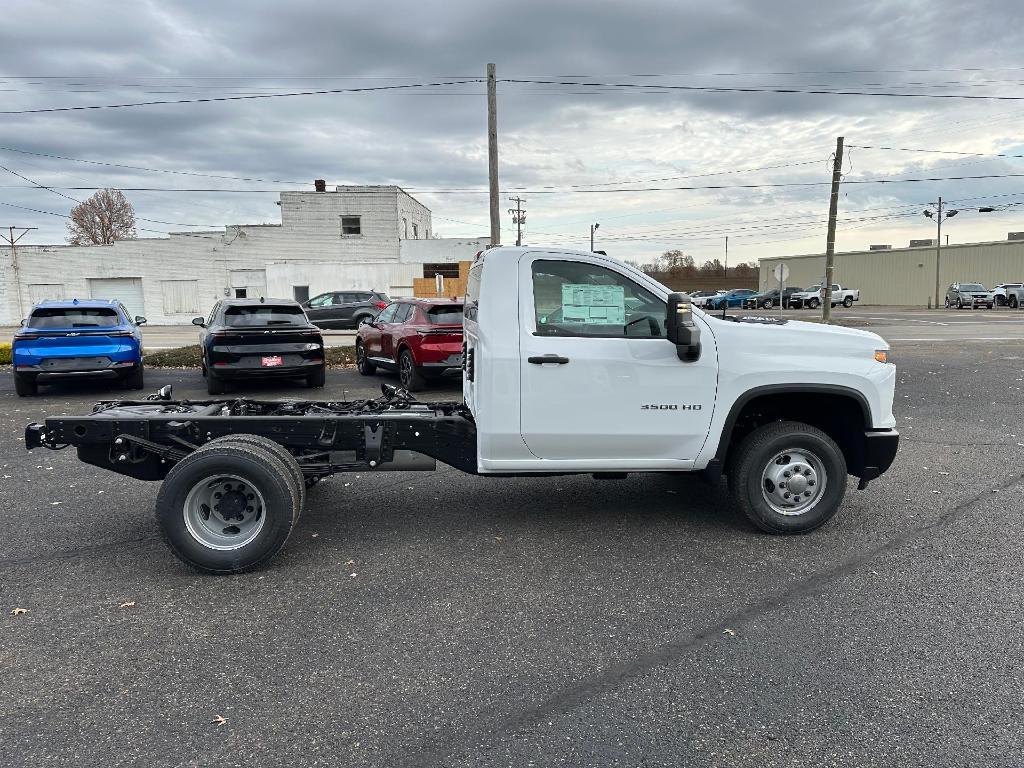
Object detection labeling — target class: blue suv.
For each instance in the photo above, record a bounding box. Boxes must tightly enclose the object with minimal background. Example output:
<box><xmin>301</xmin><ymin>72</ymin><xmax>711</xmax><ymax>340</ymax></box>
<box><xmin>12</xmin><ymin>299</ymin><xmax>146</xmax><ymax>396</ymax></box>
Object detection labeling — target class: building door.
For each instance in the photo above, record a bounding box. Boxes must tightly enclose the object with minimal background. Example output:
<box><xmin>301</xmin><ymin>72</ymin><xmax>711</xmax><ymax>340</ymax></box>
<box><xmin>88</xmin><ymin>277</ymin><xmax>145</xmax><ymax>318</ymax></box>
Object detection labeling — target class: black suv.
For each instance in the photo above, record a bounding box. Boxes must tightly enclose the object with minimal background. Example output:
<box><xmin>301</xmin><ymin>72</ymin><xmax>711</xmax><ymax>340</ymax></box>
<box><xmin>193</xmin><ymin>299</ymin><xmax>326</xmax><ymax>395</ymax></box>
<box><xmin>302</xmin><ymin>290</ymin><xmax>390</xmax><ymax>329</ymax></box>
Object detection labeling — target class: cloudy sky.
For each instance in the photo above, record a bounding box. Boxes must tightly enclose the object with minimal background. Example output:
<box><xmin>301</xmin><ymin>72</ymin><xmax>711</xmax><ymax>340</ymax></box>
<box><xmin>1</xmin><ymin>0</ymin><xmax>1023</xmax><ymax>266</ymax></box>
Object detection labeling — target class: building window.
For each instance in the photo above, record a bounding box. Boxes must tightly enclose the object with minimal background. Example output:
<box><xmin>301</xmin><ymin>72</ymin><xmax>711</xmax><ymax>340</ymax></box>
<box><xmin>423</xmin><ymin>263</ymin><xmax>460</xmax><ymax>279</ymax></box>
<box><xmin>412</xmin><ymin>223</ymin><xmax>419</xmax><ymax>239</ymax></box>
<box><xmin>341</xmin><ymin>216</ymin><xmax>362</xmax><ymax>236</ymax></box>
<box><xmin>403</xmin><ymin>218</ymin><xmax>409</xmax><ymax>238</ymax></box>
<box><xmin>293</xmin><ymin>285</ymin><xmax>310</xmax><ymax>303</ymax></box>
<box><xmin>235</xmin><ymin>288</ymin><xmax>247</xmax><ymax>299</ymax></box>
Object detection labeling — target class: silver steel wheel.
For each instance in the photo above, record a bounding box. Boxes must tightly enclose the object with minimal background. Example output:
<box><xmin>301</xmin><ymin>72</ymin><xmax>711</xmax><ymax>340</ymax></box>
<box><xmin>760</xmin><ymin>448</ymin><xmax>827</xmax><ymax>516</ymax></box>
<box><xmin>183</xmin><ymin>474</ymin><xmax>266</xmax><ymax>550</ymax></box>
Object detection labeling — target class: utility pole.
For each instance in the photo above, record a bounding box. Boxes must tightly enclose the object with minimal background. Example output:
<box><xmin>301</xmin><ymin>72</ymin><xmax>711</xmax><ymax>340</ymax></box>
<box><xmin>486</xmin><ymin>63</ymin><xmax>500</xmax><ymax>247</ymax></box>
<box><xmin>822</xmin><ymin>136</ymin><xmax>844</xmax><ymax>323</ymax></box>
<box><xmin>507</xmin><ymin>196</ymin><xmax>526</xmax><ymax>246</ymax></box>
<box><xmin>724</xmin><ymin>235</ymin><xmax>729</xmax><ymax>279</ymax></box>
<box><xmin>1</xmin><ymin>226</ymin><xmax>36</xmax><ymax>319</ymax></box>
<box><xmin>590</xmin><ymin>222</ymin><xmax>600</xmax><ymax>252</ymax></box>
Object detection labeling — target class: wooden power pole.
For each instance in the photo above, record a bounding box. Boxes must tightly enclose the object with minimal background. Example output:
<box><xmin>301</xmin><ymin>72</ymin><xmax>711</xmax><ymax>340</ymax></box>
<box><xmin>487</xmin><ymin>63</ymin><xmax>500</xmax><ymax>247</ymax></box>
<box><xmin>1</xmin><ymin>225</ymin><xmax>36</xmax><ymax>318</ymax></box>
<box><xmin>822</xmin><ymin>136</ymin><xmax>844</xmax><ymax>323</ymax></box>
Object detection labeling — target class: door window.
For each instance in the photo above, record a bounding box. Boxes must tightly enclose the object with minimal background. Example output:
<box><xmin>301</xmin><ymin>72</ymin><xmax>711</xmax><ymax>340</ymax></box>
<box><xmin>392</xmin><ymin>304</ymin><xmax>413</xmax><ymax>324</ymax></box>
<box><xmin>531</xmin><ymin>260</ymin><xmax>666</xmax><ymax>338</ymax></box>
<box><xmin>376</xmin><ymin>304</ymin><xmax>399</xmax><ymax>323</ymax></box>
<box><xmin>307</xmin><ymin>293</ymin><xmax>332</xmax><ymax>308</ymax></box>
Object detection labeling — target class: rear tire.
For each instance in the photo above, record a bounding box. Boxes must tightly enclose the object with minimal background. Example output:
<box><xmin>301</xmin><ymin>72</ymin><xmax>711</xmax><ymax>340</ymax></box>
<box><xmin>306</xmin><ymin>365</ymin><xmax>326</xmax><ymax>388</ymax></box>
<box><xmin>808</xmin><ymin>298</ymin><xmax>820</xmax><ymax>309</ymax></box>
<box><xmin>1011</xmin><ymin>296</ymin><xmax>1020</xmax><ymax>309</ymax></box>
<box><xmin>155</xmin><ymin>442</ymin><xmax>299</xmax><ymax>574</ymax></box>
<box><xmin>14</xmin><ymin>372</ymin><xmax>37</xmax><ymax>397</ymax></box>
<box><xmin>843</xmin><ymin>296</ymin><xmax>854</xmax><ymax>308</ymax></box>
<box><xmin>355</xmin><ymin>340</ymin><xmax>376</xmax><ymax>375</ymax></box>
<box><xmin>727</xmin><ymin>420</ymin><xmax>847</xmax><ymax>534</ymax></box>
<box><xmin>123</xmin><ymin>363</ymin><xmax>145</xmax><ymax>390</ymax></box>
<box><xmin>208</xmin><ymin>434</ymin><xmax>306</xmax><ymax>514</ymax></box>
<box><xmin>398</xmin><ymin>348</ymin><xmax>425</xmax><ymax>392</ymax></box>
<box><xmin>207</xmin><ymin>371</ymin><xmax>226</xmax><ymax>395</ymax></box>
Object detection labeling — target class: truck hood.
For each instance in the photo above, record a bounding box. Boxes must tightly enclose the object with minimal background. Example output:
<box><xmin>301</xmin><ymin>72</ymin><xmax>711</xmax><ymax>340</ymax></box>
<box><xmin>706</xmin><ymin>313</ymin><xmax>888</xmax><ymax>352</ymax></box>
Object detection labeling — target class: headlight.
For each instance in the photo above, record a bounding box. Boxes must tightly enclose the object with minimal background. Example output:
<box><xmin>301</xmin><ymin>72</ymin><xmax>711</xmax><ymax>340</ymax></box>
<box><xmin>874</xmin><ymin>350</ymin><xmax>888</xmax><ymax>364</ymax></box>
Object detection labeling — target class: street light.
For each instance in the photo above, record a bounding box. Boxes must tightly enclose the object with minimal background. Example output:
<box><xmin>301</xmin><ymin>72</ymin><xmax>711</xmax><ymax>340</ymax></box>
<box><xmin>590</xmin><ymin>222</ymin><xmax>600</xmax><ymax>252</ymax></box>
<box><xmin>923</xmin><ymin>198</ymin><xmax>994</xmax><ymax>307</ymax></box>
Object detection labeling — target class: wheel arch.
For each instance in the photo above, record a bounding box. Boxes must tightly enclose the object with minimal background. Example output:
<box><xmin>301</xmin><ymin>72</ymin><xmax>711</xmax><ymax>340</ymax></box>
<box><xmin>714</xmin><ymin>384</ymin><xmax>872</xmax><ymax>477</ymax></box>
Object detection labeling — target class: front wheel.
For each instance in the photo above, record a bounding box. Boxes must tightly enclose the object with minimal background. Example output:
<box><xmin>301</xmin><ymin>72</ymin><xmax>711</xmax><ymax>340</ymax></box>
<box><xmin>807</xmin><ymin>298</ymin><xmax>820</xmax><ymax>309</ymax></box>
<box><xmin>944</xmin><ymin>297</ymin><xmax>950</xmax><ymax>308</ymax></box>
<box><xmin>398</xmin><ymin>349</ymin><xmax>426</xmax><ymax>392</ymax></box>
<box><xmin>956</xmin><ymin>297</ymin><xmax>963</xmax><ymax>309</ymax></box>
<box><xmin>727</xmin><ymin>421</ymin><xmax>847</xmax><ymax>534</ymax></box>
<box><xmin>761</xmin><ymin>299</ymin><xmax>774</xmax><ymax>309</ymax></box>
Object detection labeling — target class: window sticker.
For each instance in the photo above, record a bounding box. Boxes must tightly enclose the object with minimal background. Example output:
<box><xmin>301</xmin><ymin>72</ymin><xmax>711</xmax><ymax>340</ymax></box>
<box><xmin>561</xmin><ymin>283</ymin><xmax>625</xmax><ymax>325</ymax></box>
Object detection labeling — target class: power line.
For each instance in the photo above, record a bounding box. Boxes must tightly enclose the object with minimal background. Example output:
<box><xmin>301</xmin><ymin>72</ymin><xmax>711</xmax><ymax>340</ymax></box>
<box><xmin>0</xmin><ymin>145</ymin><xmax>307</xmax><ymax>185</ymax></box>
<box><xmin>0</xmin><ymin>79</ymin><xmax>484</xmax><ymax>114</ymax></box>
<box><xmin>501</xmin><ymin>78</ymin><xmax>1024</xmax><ymax>101</ymax></box>
<box><xmin>848</xmin><ymin>144</ymin><xmax>1024</xmax><ymax>159</ymax></box>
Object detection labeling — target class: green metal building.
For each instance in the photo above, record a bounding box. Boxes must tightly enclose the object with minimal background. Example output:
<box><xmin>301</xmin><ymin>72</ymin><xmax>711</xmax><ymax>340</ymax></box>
<box><xmin>758</xmin><ymin>235</ymin><xmax>1024</xmax><ymax>306</ymax></box>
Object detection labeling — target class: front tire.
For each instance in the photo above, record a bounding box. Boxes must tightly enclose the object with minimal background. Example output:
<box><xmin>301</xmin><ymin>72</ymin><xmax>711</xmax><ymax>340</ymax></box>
<box><xmin>398</xmin><ymin>348</ymin><xmax>425</xmax><ymax>392</ymax></box>
<box><xmin>14</xmin><ymin>372</ymin><xmax>37</xmax><ymax>397</ymax></box>
<box><xmin>944</xmin><ymin>297</ymin><xmax>951</xmax><ymax>308</ymax></box>
<box><xmin>155</xmin><ymin>442</ymin><xmax>300</xmax><ymax>574</ymax></box>
<box><xmin>807</xmin><ymin>298</ymin><xmax>820</xmax><ymax>310</ymax></box>
<box><xmin>956</xmin><ymin>297</ymin><xmax>963</xmax><ymax>309</ymax></box>
<box><xmin>761</xmin><ymin>299</ymin><xmax>774</xmax><ymax>309</ymax></box>
<box><xmin>727</xmin><ymin>421</ymin><xmax>847</xmax><ymax>534</ymax></box>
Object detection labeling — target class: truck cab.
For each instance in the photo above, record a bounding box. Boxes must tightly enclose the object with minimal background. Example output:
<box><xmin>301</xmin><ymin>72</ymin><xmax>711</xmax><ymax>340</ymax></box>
<box><xmin>463</xmin><ymin>245</ymin><xmax>896</xmax><ymax>479</ymax></box>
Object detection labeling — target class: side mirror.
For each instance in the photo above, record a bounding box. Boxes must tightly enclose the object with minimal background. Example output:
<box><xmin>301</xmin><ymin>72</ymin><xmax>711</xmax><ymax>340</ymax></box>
<box><xmin>192</xmin><ymin>317</ymin><xmax>206</xmax><ymax>327</ymax></box>
<box><xmin>135</xmin><ymin>316</ymin><xmax>147</xmax><ymax>326</ymax></box>
<box><xmin>666</xmin><ymin>293</ymin><xmax>701</xmax><ymax>362</ymax></box>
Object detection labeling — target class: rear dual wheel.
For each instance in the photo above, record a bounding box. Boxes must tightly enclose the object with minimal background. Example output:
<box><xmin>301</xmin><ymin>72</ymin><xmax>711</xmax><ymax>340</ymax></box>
<box><xmin>155</xmin><ymin>439</ymin><xmax>303</xmax><ymax>574</ymax></box>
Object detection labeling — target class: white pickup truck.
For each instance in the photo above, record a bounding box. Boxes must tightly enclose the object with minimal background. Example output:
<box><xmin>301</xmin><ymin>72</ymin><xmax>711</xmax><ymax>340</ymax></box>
<box><xmin>791</xmin><ymin>283</ymin><xmax>861</xmax><ymax>309</ymax></box>
<box><xmin>26</xmin><ymin>246</ymin><xmax>899</xmax><ymax>574</ymax></box>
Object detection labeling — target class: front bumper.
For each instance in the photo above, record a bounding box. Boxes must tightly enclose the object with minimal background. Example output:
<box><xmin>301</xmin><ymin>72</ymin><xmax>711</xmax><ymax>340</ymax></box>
<box><xmin>857</xmin><ymin>429</ymin><xmax>900</xmax><ymax>486</ymax></box>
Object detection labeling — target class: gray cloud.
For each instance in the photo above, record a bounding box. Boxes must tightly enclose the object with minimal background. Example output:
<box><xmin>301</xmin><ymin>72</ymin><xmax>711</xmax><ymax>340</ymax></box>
<box><xmin>0</xmin><ymin>0</ymin><xmax>1021</xmax><ymax>261</ymax></box>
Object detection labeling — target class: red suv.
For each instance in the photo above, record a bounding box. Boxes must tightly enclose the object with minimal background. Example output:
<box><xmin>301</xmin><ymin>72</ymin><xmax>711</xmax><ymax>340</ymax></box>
<box><xmin>355</xmin><ymin>298</ymin><xmax>464</xmax><ymax>391</ymax></box>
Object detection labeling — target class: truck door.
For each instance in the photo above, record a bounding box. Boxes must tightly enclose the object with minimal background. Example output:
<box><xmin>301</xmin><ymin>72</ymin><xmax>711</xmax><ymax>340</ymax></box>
<box><xmin>519</xmin><ymin>254</ymin><xmax>717</xmax><ymax>462</ymax></box>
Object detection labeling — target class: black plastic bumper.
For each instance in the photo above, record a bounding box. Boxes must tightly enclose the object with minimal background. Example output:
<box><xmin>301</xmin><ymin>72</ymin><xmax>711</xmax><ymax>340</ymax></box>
<box><xmin>858</xmin><ymin>429</ymin><xmax>899</xmax><ymax>486</ymax></box>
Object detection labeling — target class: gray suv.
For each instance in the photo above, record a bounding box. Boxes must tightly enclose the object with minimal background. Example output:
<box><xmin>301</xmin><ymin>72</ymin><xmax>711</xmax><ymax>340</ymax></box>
<box><xmin>302</xmin><ymin>290</ymin><xmax>390</xmax><ymax>329</ymax></box>
<box><xmin>945</xmin><ymin>282</ymin><xmax>993</xmax><ymax>310</ymax></box>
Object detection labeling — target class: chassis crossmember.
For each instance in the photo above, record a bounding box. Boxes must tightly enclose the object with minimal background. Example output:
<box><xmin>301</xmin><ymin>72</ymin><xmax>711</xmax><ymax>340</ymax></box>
<box><xmin>25</xmin><ymin>386</ymin><xmax>478</xmax><ymax>481</ymax></box>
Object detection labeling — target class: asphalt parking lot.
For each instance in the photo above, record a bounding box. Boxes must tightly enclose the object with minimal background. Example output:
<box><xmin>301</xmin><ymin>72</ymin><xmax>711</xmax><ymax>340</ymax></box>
<box><xmin>2</xmin><ymin>332</ymin><xmax>1024</xmax><ymax>766</ymax></box>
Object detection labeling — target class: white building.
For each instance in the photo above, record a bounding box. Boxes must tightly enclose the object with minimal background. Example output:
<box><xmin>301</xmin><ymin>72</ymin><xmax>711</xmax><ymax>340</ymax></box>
<box><xmin>1</xmin><ymin>185</ymin><xmax>488</xmax><ymax>324</ymax></box>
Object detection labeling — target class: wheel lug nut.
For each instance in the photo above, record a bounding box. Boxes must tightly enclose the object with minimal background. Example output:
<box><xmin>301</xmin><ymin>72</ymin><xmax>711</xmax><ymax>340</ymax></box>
<box><xmin>246</xmin><ymin>493</ymin><xmax>254</xmax><ymax>500</ymax></box>
<box><xmin>808</xmin><ymin>480</ymin><xmax>815</xmax><ymax>487</ymax></box>
<box><xmin>783</xmin><ymin>471</ymin><xmax>791</xmax><ymax>478</ymax></box>
<box><xmin>246</xmin><ymin>505</ymin><xmax>254</xmax><ymax>513</ymax></box>
<box><xmin>214</xmin><ymin>492</ymin><xmax>222</xmax><ymax>499</ymax></box>
<box><xmin>783</xmin><ymin>492</ymin><xmax>790</xmax><ymax>499</ymax></box>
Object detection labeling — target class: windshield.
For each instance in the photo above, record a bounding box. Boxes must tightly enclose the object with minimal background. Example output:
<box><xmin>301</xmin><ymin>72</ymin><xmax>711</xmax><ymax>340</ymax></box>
<box><xmin>28</xmin><ymin>307</ymin><xmax>120</xmax><ymax>328</ymax></box>
<box><xmin>224</xmin><ymin>305</ymin><xmax>307</xmax><ymax>326</ymax></box>
<box><xmin>426</xmin><ymin>305</ymin><xmax>464</xmax><ymax>325</ymax></box>
<box><xmin>960</xmin><ymin>283</ymin><xmax>986</xmax><ymax>291</ymax></box>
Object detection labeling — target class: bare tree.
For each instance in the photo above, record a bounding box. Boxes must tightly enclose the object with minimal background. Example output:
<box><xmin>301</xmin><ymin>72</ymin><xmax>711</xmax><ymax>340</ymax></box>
<box><xmin>66</xmin><ymin>188</ymin><xmax>137</xmax><ymax>245</ymax></box>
